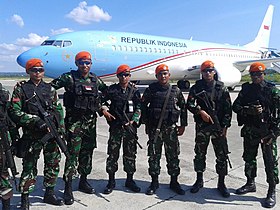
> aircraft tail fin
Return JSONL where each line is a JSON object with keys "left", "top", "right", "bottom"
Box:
{"left": 244, "top": 5, "right": 274, "bottom": 51}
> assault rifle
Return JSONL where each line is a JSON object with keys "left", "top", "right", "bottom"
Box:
{"left": 30, "top": 99, "right": 70, "bottom": 160}
{"left": 195, "top": 90, "right": 232, "bottom": 168}
{"left": 247, "top": 100, "right": 276, "bottom": 185}
{"left": 0, "top": 125, "right": 18, "bottom": 187}
{"left": 113, "top": 109, "right": 143, "bottom": 149}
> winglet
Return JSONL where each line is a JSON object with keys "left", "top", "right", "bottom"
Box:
{"left": 244, "top": 5, "right": 274, "bottom": 51}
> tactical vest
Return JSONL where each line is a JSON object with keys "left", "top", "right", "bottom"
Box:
{"left": 237, "top": 81, "right": 274, "bottom": 126}
{"left": 193, "top": 79, "right": 225, "bottom": 123}
{"left": 0, "top": 84, "right": 9, "bottom": 126}
{"left": 63, "top": 70, "right": 99, "bottom": 112}
{"left": 21, "top": 81, "right": 59, "bottom": 126}
{"left": 148, "top": 83, "right": 180, "bottom": 126}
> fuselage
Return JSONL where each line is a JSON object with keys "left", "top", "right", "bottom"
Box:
{"left": 17, "top": 30, "right": 262, "bottom": 87}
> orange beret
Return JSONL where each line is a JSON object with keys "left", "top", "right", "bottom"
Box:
{"left": 155, "top": 64, "right": 169, "bottom": 75}
{"left": 116, "top": 64, "right": 130, "bottom": 75}
{"left": 249, "top": 62, "right": 266, "bottom": 72}
{"left": 25, "top": 58, "right": 43, "bottom": 73}
{"left": 201, "top": 60, "right": 215, "bottom": 72}
{"left": 75, "top": 51, "right": 91, "bottom": 61}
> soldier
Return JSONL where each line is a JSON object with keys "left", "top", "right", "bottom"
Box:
{"left": 141, "top": 64, "right": 186, "bottom": 195}
{"left": 102, "top": 64, "right": 141, "bottom": 194}
{"left": 9, "top": 58, "right": 65, "bottom": 209}
{"left": 186, "top": 60, "right": 232, "bottom": 198}
{"left": 50, "top": 51, "right": 107, "bottom": 205}
{"left": 233, "top": 62, "right": 280, "bottom": 208}
{"left": 0, "top": 83, "right": 14, "bottom": 210}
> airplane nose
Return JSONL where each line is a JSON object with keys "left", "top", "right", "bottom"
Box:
{"left": 17, "top": 51, "right": 31, "bottom": 68}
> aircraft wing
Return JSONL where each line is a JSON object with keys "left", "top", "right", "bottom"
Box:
{"left": 233, "top": 57, "right": 280, "bottom": 72}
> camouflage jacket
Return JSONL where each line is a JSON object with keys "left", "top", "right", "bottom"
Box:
{"left": 186, "top": 79, "right": 232, "bottom": 128}
{"left": 9, "top": 80, "right": 64, "bottom": 138}
{"left": 233, "top": 81, "right": 280, "bottom": 135}
{"left": 141, "top": 82, "right": 187, "bottom": 127}
{"left": 50, "top": 70, "right": 107, "bottom": 116}
{"left": 103, "top": 82, "right": 141, "bottom": 127}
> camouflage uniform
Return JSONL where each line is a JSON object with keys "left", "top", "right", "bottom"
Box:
{"left": 51, "top": 70, "right": 107, "bottom": 179}
{"left": 9, "top": 80, "right": 64, "bottom": 194}
{"left": 186, "top": 79, "right": 232, "bottom": 176}
{"left": 104, "top": 82, "right": 141, "bottom": 175}
{"left": 0, "top": 84, "right": 13, "bottom": 205}
{"left": 141, "top": 82, "right": 187, "bottom": 177}
{"left": 233, "top": 81, "right": 280, "bottom": 186}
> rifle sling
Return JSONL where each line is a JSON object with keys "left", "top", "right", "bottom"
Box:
{"left": 156, "top": 85, "right": 172, "bottom": 130}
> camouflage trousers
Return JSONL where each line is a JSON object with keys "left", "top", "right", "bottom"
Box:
{"left": 147, "top": 125, "right": 180, "bottom": 177}
{"left": 106, "top": 127, "right": 138, "bottom": 174}
{"left": 241, "top": 125, "right": 279, "bottom": 184}
{"left": 19, "top": 139, "right": 61, "bottom": 194}
{"left": 194, "top": 127, "right": 228, "bottom": 175}
{"left": 63, "top": 115, "right": 97, "bottom": 180}
{"left": 0, "top": 172, "right": 13, "bottom": 199}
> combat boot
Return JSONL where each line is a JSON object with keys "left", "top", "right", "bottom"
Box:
{"left": 190, "top": 172, "right": 203, "bottom": 193}
{"left": 146, "top": 175, "right": 159, "bottom": 195}
{"left": 64, "top": 176, "right": 74, "bottom": 205}
{"left": 236, "top": 178, "right": 256, "bottom": 195}
{"left": 104, "top": 173, "right": 116, "bottom": 194}
{"left": 43, "top": 187, "right": 64, "bottom": 206}
{"left": 21, "top": 193, "right": 29, "bottom": 210}
{"left": 79, "top": 175, "right": 95, "bottom": 194}
{"left": 263, "top": 184, "right": 276, "bottom": 208}
{"left": 217, "top": 175, "right": 230, "bottom": 198}
{"left": 2, "top": 198, "right": 10, "bottom": 210}
{"left": 125, "top": 173, "right": 141, "bottom": 193}
{"left": 170, "top": 176, "right": 185, "bottom": 195}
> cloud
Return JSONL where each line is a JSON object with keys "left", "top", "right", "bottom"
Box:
{"left": 51, "top": 28, "right": 74, "bottom": 35}
{"left": 66, "top": 1, "right": 112, "bottom": 24}
{"left": 11, "top": 14, "right": 24, "bottom": 27}
{"left": 16, "top": 33, "right": 48, "bottom": 47}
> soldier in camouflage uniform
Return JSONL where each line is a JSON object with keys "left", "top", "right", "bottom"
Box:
{"left": 9, "top": 58, "right": 65, "bottom": 209}
{"left": 186, "top": 60, "right": 232, "bottom": 198}
{"left": 233, "top": 62, "right": 280, "bottom": 208}
{"left": 51, "top": 51, "right": 107, "bottom": 205}
{"left": 102, "top": 64, "right": 141, "bottom": 194}
{"left": 0, "top": 83, "right": 14, "bottom": 210}
{"left": 141, "top": 64, "right": 186, "bottom": 196}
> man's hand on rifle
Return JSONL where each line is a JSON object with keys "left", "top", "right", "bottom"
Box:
{"left": 102, "top": 110, "right": 116, "bottom": 122}
{"left": 199, "top": 110, "right": 214, "bottom": 124}
{"left": 35, "top": 119, "right": 50, "bottom": 133}
{"left": 244, "top": 105, "right": 263, "bottom": 115}
{"left": 177, "top": 126, "right": 185, "bottom": 136}
{"left": 261, "top": 131, "right": 276, "bottom": 145}
{"left": 125, "top": 120, "right": 134, "bottom": 127}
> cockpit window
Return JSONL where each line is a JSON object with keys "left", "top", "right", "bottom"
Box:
{"left": 63, "top": 41, "right": 72, "bottom": 47}
{"left": 41, "top": 40, "right": 72, "bottom": 47}
{"left": 53, "top": 40, "right": 62, "bottom": 47}
{"left": 41, "top": 40, "right": 55, "bottom": 46}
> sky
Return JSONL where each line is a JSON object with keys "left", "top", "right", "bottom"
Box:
{"left": 1, "top": 0, "right": 280, "bottom": 72}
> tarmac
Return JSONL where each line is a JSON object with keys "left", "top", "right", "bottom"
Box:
{"left": 0, "top": 79, "right": 279, "bottom": 210}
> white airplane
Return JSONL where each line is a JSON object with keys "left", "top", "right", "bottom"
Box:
{"left": 17, "top": 5, "right": 280, "bottom": 90}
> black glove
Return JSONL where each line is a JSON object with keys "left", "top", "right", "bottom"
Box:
{"left": 35, "top": 119, "right": 48, "bottom": 132}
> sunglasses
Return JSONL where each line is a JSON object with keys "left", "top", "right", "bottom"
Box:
{"left": 29, "top": 67, "right": 44, "bottom": 73}
{"left": 117, "top": 73, "right": 130, "bottom": 77}
{"left": 250, "top": 72, "right": 264, "bottom": 77}
{"left": 157, "top": 72, "right": 169, "bottom": 76}
{"left": 78, "top": 60, "right": 91, "bottom": 66}
{"left": 202, "top": 68, "right": 215, "bottom": 73}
